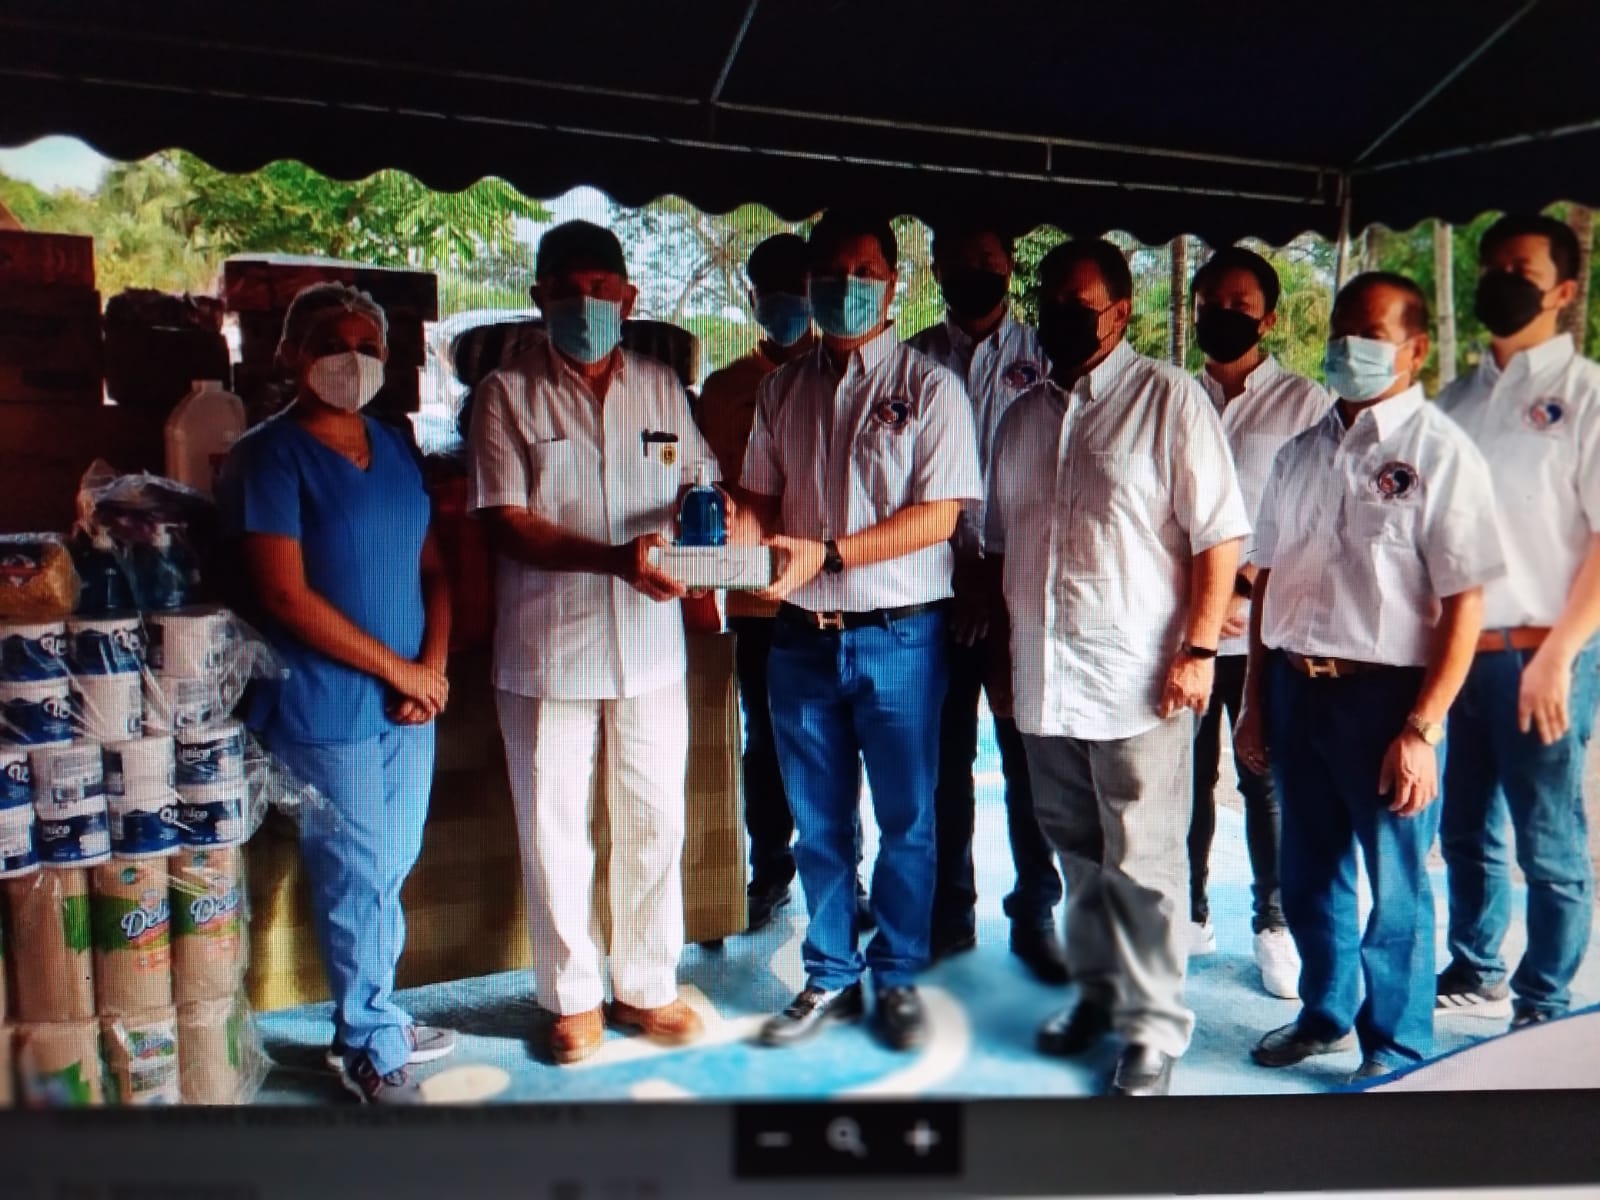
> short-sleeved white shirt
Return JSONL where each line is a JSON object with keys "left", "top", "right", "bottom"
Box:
{"left": 986, "top": 340, "right": 1251, "bottom": 741}
{"left": 1195, "top": 354, "right": 1332, "bottom": 655}
{"left": 741, "top": 325, "right": 982, "bottom": 613}
{"left": 906, "top": 310, "right": 1048, "bottom": 556}
{"left": 1254, "top": 385, "right": 1506, "bottom": 667}
{"left": 467, "top": 339, "right": 715, "bottom": 700}
{"left": 1436, "top": 334, "right": 1600, "bottom": 629}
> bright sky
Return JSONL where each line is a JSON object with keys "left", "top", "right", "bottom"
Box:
{"left": 0, "top": 135, "right": 110, "bottom": 193}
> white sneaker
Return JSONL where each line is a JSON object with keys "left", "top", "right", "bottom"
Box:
{"left": 1188, "top": 920, "right": 1217, "bottom": 957}
{"left": 1254, "top": 927, "right": 1300, "bottom": 999}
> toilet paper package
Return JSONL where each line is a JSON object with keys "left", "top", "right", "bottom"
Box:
{"left": 4, "top": 868, "right": 95, "bottom": 1022}
{"left": 90, "top": 859, "right": 174, "bottom": 1016}
{"left": 102, "top": 1008, "right": 182, "bottom": 1106}
{"left": 0, "top": 620, "right": 68, "bottom": 682}
{"left": 15, "top": 1019, "right": 105, "bottom": 1108}
{"left": 178, "top": 995, "right": 266, "bottom": 1105}
{"left": 0, "top": 677, "right": 73, "bottom": 746}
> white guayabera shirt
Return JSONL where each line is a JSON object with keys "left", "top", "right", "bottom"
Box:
{"left": 1254, "top": 385, "right": 1507, "bottom": 668}
{"left": 1436, "top": 333, "right": 1600, "bottom": 630}
{"left": 987, "top": 339, "right": 1250, "bottom": 742}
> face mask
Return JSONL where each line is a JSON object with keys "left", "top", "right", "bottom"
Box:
{"left": 1474, "top": 271, "right": 1550, "bottom": 339}
{"left": 1323, "top": 335, "right": 1405, "bottom": 401}
{"left": 754, "top": 292, "right": 813, "bottom": 347}
{"left": 1195, "top": 307, "right": 1265, "bottom": 364}
{"left": 1037, "top": 300, "right": 1107, "bottom": 370}
{"left": 545, "top": 295, "right": 623, "bottom": 364}
{"left": 939, "top": 266, "right": 1009, "bottom": 321}
{"left": 811, "top": 276, "right": 887, "bottom": 339}
{"left": 306, "top": 351, "right": 385, "bottom": 413}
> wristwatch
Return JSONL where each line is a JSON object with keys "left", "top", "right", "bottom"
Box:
{"left": 1184, "top": 644, "right": 1218, "bottom": 660}
{"left": 1406, "top": 713, "right": 1445, "bottom": 747}
{"left": 822, "top": 539, "right": 845, "bottom": 576}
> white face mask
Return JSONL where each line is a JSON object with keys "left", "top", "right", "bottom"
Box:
{"left": 306, "top": 351, "right": 385, "bottom": 413}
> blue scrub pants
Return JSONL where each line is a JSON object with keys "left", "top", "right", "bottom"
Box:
{"left": 767, "top": 609, "right": 948, "bottom": 991}
{"left": 1267, "top": 654, "right": 1442, "bottom": 1069}
{"left": 268, "top": 723, "right": 435, "bottom": 1075}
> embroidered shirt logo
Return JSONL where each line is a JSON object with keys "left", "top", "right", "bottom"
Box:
{"left": 1370, "top": 460, "right": 1422, "bottom": 501}
{"left": 1002, "top": 360, "right": 1041, "bottom": 389}
{"left": 871, "top": 399, "right": 912, "bottom": 430}
{"left": 1524, "top": 398, "right": 1565, "bottom": 431}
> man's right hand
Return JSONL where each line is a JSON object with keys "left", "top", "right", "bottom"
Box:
{"left": 616, "top": 533, "right": 688, "bottom": 602}
{"left": 1233, "top": 696, "right": 1269, "bottom": 775}
{"left": 385, "top": 658, "right": 450, "bottom": 716}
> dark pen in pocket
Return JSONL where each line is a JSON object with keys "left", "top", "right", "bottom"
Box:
{"left": 641, "top": 430, "right": 679, "bottom": 458}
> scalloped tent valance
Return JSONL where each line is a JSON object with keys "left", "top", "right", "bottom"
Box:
{"left": 3, "top": 0, "right": 1598, "bottom": 246}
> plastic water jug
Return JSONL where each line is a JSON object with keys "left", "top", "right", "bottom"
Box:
{"left": 165, "top": 379, "right": 245, "bottom": 499}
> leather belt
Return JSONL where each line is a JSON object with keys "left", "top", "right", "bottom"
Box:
{"left": 1284, "top": 652, "right": 1390, "bottom": 680}
{"left": 778, "top": 601, "right": 943, "bottom": 632}
{"left": 1476, "top": 626, "right": 1550, "bottom": 654}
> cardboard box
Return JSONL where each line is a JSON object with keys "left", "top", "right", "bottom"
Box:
{"left": 652, "top": 545, "right": 774, "bottom": 591}
{"left": 0, "top": 404, "right": 165, "bottom": 534}
{"left": 0, "top": 290, "right": 103, "bottom": 374}
{"left": 0, "top": 232, "right": 95, "bottom": 289}
{"left": 222, "top": 257, "right": 438, "bottom": 321}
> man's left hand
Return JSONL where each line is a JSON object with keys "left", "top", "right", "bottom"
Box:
{"left": 755, "top": 536, "right": 826, "bottom": 603}
{"left": 1160, "top": 651, "right": 1215, "bottom": 718}
{"left": 950, "top": 563, "right": 989, "bottom": 647}
{"left": 1519, "top": 644, "right": 1574, "bottom": 745}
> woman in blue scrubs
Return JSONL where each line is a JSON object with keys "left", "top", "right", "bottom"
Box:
{"left": 219, "top": 283, "right": 455, "bottom": 1104}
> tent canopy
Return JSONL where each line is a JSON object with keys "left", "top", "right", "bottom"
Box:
{"left": 3, "top": 0, "right": 1598, "bottom": 245}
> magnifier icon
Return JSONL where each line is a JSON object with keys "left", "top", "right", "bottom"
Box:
{"left": 827, "top": 1117, "right": 868, "bottom": 1159}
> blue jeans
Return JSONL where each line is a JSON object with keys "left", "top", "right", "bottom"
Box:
{"left": 1267, "top": 654, "right": 1441, "bottom": 1069}
{"left": 1441, "top": 640, "right": 1599, "bottom": 1016}
{"left": 767, "top": 609, "right": 948, "bottom": 991}
{"left": 268, "top": 722, "right": 436, "bottom": 1075}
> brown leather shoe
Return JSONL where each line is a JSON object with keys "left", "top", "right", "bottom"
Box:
{"left": 607, "top": 998, "right": 705, "bottom": 1045}
{"left": 548, "top": 1008, "right": 605, "bottom": 1065}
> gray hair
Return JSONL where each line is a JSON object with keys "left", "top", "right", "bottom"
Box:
{"left": 276, "top": 282, "right": 389, "bottom": 361}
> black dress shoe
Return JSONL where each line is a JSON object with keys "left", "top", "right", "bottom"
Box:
{"left": 1009, "top": 922, "right": 1069, "bottom": 984}
{"left": 930, "top": 930, "right": 978, "bottom": 963}
{"left": 875, "top": 986, "right": 927, "bottom": 1051}
{"left": 746, "top": 880, "right": 792, "bottom": 933}
{"left": 1037, "top": 1002, "right": 1112, "bottom": 1057}
{"left": 758, "top": 984, "right": 865, "bottom": 1047}
{"left": 855, "top": 878, "right": 876, "bottom": 932}
{"left": 1110, "top": 1044, "right": 1174, "bottom": 1096}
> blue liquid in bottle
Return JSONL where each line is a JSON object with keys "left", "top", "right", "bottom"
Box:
{"left": 678, "top": 462, "right": 727, "bottom": 547}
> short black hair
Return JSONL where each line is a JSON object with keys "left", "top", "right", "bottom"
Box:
{"left": 930, "top": 218, "right": 1015, "bottom": 265}
{"left": 746, "top": 233, "right": 809, "bottom": 293}
{"left": 1038, "top": 238, "right": 1133, "bottom": 303}
{"left": 1478, "top": 214, "right": 1582, "bottom": 283}
{"left": 808, "top": 208, "right": 898, "bottom": 272}
{"left": 1191, "top": 245, "right": 1281, "bottom": 313}
{"left": 535, "top": 219, "right": 628, "bottom": 281}
{"left": 1333, "top": 271, "right": 1430, "bottom": 336}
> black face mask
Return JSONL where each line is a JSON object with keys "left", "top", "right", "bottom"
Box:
{"left": 940, "top": 266, "right": 1009, "bottom": 320}
{"left": 1474, "top": 271, "right": 1550, "bottom": 338}
{"left": 1038, "top": 300, "right": 1107, "bottom": 370}
{"left": 1194, "top": 307, "right": 1264, "bottom": 364}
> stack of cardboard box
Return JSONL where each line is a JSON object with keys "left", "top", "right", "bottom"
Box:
{"left": 221, "top": 257, "right": 435, "bottom": 424}
{"left": 0, "top": 232, "right": 104, "bottom": 410}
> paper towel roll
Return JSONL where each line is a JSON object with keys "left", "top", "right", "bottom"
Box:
{"left": 0, "top": 678, "right": 73, "bottom": 746}
{"left": 174, "top": 721, "right": 245, "bottom": 787}
{"left": 31, "top": 742, "right": 110, "bottom": 868}
{"left": 4, "top": 868, "right": 94, "bottom": 1022}
{"left": 101, "top": 1008, "right": 181, "bottom": 1106}
{"left": 175, "top": 780, "right": 248, "bottom": 848}
{"left": 103, "top": 735, "right": 175, "bottom": 793}
{"left": 0, "top": 793, "right": 38, "bottom": 879}
{"left": 0, "top": 620, "right": 68, "bottom": 682}
{"left": 70, "top": 671, "right": 144, "bottom": 742}
{"left": 144, "top": 675, "right": 239, "bottom": 735}
{"left": 146, "top": 607, "right": 237, "bottom": 677}
{"left": 90, "top": 859, "right": 174, "bottom": 1016}
{"left": 171, "top": 846, "right": 246, "bottom": 1004}
{"left": 178, "top": 997, "right": 249, "bottom": 1104}
{"left": 107, "top": 781, "right": 180, "bottom": 860}
{"left": 15, "top": 1020, "right": 105, "bottom": 1107}
{"left": 67, "top": 614, "right": 145, "bottom": 676}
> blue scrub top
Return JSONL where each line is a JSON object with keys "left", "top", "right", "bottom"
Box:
{"left": 219, "top": 413, "right": 429, "bottom": 745}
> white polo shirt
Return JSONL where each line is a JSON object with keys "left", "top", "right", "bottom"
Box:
{"left": 986, "top": 340, "right": 1251, "bottom": 741}
{"left": 906, "top": 310, "right": 1048, "bottom": 557}
{"left": 741, "top": 325, "right": 982, "bottom": 613}
{"left": 1436, "top": 334, "right": 1600, "bottom": 629}
{"left": 1254, "top": 385, "right": 1506, "bottom": 668}
{"left": 467, "top": 339, "right": 714, "bottom": 700}
{"left": 1196, "top": 354, "right": 1332, "bottom": 655}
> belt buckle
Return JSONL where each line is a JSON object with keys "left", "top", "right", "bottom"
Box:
{"left": 1304, "top": 657, "right": 1339, "bottom": 679}
{"left": 817, "top": 611, "right": 846, "bottom": 632}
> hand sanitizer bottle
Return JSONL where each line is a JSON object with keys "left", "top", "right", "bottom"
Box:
{"left": 678, "top": 462, "right": 727, "bottom": 547}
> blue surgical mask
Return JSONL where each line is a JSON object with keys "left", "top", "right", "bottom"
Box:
{"left": 544, "top": 295, "right": 622, "bottom": 364}
{"left": 811, "top": 276, "right": 887, "bottom": 339}
{"left": 1323, "top": 335, "right": 1402, "bottom": 401}
{"left": 754, "top": 292, "right": 813, "bottom": 347}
